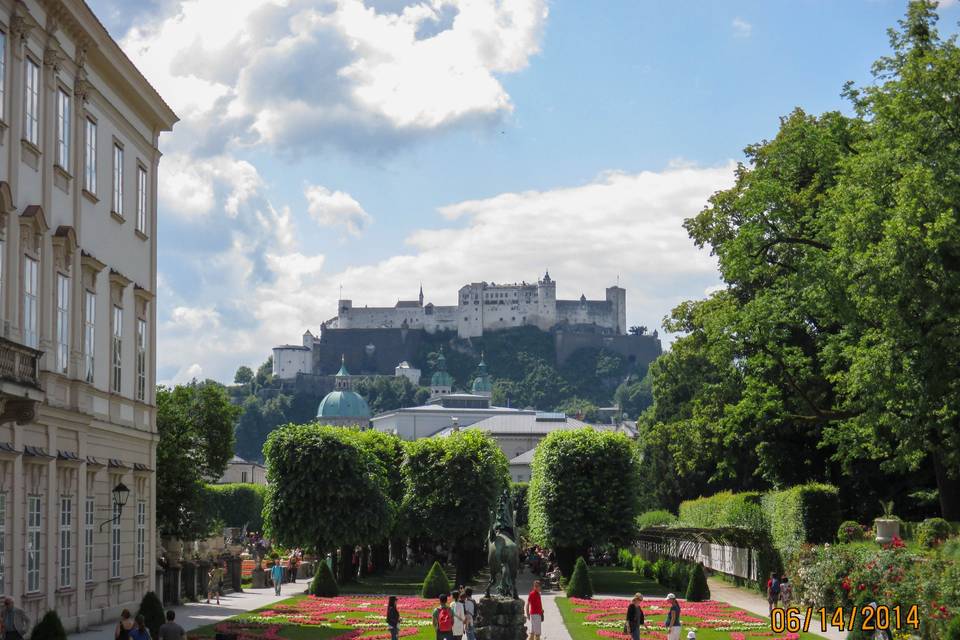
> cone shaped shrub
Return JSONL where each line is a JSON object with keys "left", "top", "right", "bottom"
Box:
{"left": 31, "top": 610, "right": 67, "bottom": 640}
{"left": 136, "top": 591, "right": 166, "bottom": 640}
{"left": 421, "top": 561, "right": 451, "bottom": 598}
{"left": 310, "top": 560, "right": 340, "bottom": 596}
{"left": 565, "top": 556, "right": 594, "bottom": 598}
{"left": 684, "top": 563, "right": 710, "bottom": 602}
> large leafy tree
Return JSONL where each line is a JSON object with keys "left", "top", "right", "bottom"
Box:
{"left": 402, "top": 430, "right": 509, "bottom": 586}
{"left": 528, "top": 429, "right": 641, "bottom": 576}
{"left": 156, "top": 382, "right": 240, "bottom": 538}
{"left": 263, "top": 424, "right": 393, "bottom": 576}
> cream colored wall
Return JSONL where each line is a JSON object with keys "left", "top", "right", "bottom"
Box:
{"left": 0, "top": 0, "right": 173, "bottom": 632}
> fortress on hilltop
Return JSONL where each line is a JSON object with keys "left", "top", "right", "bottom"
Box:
{"left": 272, "top": 272, "right": 661, "bottom": 380}
{"left": 326, "top": 271, "right": 626, "bottom": 338}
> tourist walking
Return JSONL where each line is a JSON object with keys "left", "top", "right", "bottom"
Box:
{"left": 387, "top": 596, "right": 401, "bottom": 640}
{"left": 1, "top": 598, "right": 30, "bottom": 640}
{"left": 625, "top": 593, "right": 646, "bottom": 640}
{"left": 664, "top": 593, "right": 681, "bottom": 640}
{"left": 450, "top": 590, "right": 466, "bottom": 640}
{"left": 115, "top": 609, "right": 135, "bottom": 640}
{"left": 271, "top": 560, "right": 285, "bottom": 596}
{"left": 463, "top": 588, "right": 478, "bottom": 640}
{"left": 207, "top": 563, "right": 224, "bottom": 605}
{"left": 158, "top": 611, "right": 186, "bottom": 640}
{"left": 129, "top": 614, "right": 152, "bottom": 640}
{"left": 525, "top": 580, "right": 544, "bottom": 640}
{"left": 766, "top": 573, "right": 780, "bottom": 612}
{"left": 779, "top": 576, "right": 792, "bottom": 607}
{"left": 433, "top": 594, "right": 455, "bottom": 640}
{"left": 289, "top": 551, "right": 300, "bottom": 583}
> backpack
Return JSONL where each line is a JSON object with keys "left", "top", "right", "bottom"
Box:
{"left": 770, "top": 579, "right": 781, "bottom": 596}
{"left": 438, "top": 607, "right": 453, "bottom": 632}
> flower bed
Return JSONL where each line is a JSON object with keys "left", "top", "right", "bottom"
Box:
{"left": 188, "top": 595, "right": 437, "bottom": 640}
{"left": 560, "top": 597, "right": 821, "bottom": 640}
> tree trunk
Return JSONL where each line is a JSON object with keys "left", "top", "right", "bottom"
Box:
{"left": 359, "top": 546, "right": 370, "bottom": 578}
{"left": 454, "top": 543, "right": 473, "bottom": 588}
{"left": 932, "top": 449, "right": 960, "bottom": 519}
{"left": 373, "top": 542, "right": 390, "bottom": 575}
{"left": 338, "top": 544, "right": 355, "bottom": 583}
{"left": 555, "top": 545, "right": 588, "bottom": 579}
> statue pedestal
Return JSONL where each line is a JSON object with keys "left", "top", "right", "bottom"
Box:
{"left": 251, "top": 567, "right": 266, "bottom": 589}
{"left": 476, "top": 597, "right": 526, "bottom": 640}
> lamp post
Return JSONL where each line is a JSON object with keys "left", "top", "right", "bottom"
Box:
{"left": 99, "top": 482, "right": 131, "bottom": 531}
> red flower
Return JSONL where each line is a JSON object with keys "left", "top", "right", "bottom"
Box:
{"left": 858, "top": 584, "right": 865, "bottom": 591}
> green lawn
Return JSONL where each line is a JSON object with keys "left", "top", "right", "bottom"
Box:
{"left": 339, "top": 565, "right": 488, "bottom": 595}
{"left": 187, "top": 596, "right": 344, "bottom": 639}
{"left": 587, "top": 567, "right": 665, "bottom": 597}
{"left": 556, "top": 596, "right": 827, "bottom": 640}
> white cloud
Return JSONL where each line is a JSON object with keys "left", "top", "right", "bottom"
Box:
{"left": 936, "top": 0, "right": 958, "bottom": 7}
{"left": 122, "top": 0, "right": 548, "bottom": 156}
{"left": 158, "top": 161, "right": 734, "bottom": 382}
{"left": 304, "top": 185, "right": 373, "bottom": 235}
{"left": 159, "top": 154, "right": 264, "bottom": 219}
{"left": 732, "top": 17, "right": 752, "bottom": 38}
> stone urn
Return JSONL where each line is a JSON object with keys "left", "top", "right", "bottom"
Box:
{"left": 875, "top": 518, "right": 900, "bottom": 543}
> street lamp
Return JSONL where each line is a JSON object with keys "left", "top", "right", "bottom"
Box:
{"left": 99, "top": 482, "right": 131, "bottom": 531}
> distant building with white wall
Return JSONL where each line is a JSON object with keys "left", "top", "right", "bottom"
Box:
{"left": 395, "top": 361, "right": 420, "bottom": 385}
{"left": 371, "top": 393, "right": 533, "bottom": 440}
{"left": 272, "top": 330, "right": 315, "bottom": 379}
{"left": 217, "top": 455, "right": 267, "bottom": 485}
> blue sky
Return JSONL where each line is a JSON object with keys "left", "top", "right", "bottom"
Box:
{"left": 87, "top": 0, "right": 960, "bottom": 384}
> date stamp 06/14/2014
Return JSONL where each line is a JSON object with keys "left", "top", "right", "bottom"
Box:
{"left": 770, "top": 605, "right": 921, "bottom": 633}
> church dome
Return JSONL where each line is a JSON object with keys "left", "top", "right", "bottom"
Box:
{"left": 317, "top": 390, "right": 370, "bottom": 420}
{"left": 317, "top": 357, "right": 370, "bottom": 421}
{"left": 430, "top": 351, "right": 454, "bottom": 388}
{"left": 471, "top": 356, "right": 492, "bottom": 394}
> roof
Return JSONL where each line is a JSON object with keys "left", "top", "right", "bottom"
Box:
{"left": 431, "top": 370, "right": 454, "bottom": 387}
{"left": 318, "top": 390, "right": 371, "bottom": 419}
{"left": 437, "top": 413, "right": 592, "bottom": 436}
{"left": 396, "top": 300, "right": 420, "bottom": 308}
{"left": 509, "top": 448, "right": 536, "bottom": 465}
{"left": 371, "top": 405, "right": 532, "bottom": 421}
{"left": 229, "top": 454, "right": 265, "bottom": 468}
{"left": 275, "top": 344, "right": 310, "bottom": 351}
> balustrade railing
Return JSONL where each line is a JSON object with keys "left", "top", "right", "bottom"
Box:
{"left": 0, "top": 336, "right": 41, "bottom": 387}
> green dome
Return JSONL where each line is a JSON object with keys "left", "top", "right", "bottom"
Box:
{"left": 472, "top": 376, "right": 492, "bottom": 394}
{"left": 431, "top": 370, "right": 454, "bottom": 387}
{"left": 317, "top": 390, "right": 370, "bottom": 419}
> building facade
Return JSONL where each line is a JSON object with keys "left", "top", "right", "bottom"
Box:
{"left": 326, "top": 272, "right": 627, "bottom": 338}
{"left": 0, "top": 0, "right": 176, "bottom": 631}
{"left": 217, "top": 456, "right": 267, "bottom": 486}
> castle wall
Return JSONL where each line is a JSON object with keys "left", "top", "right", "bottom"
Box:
{"left": 555, "top": 299, "right": 618, "bottom": 330}
{"left": 315, "top": 327, "right": 425, "bottom": 375}
{"left": 554, "top": 331, "right": 662, "bottom": 368}
{"left": 273, "top": 347, "right": 312, "bottom": 379}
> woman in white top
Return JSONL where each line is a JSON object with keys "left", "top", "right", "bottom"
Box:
{"left": 450, "top": 589, "right": 466, "bottom": 640}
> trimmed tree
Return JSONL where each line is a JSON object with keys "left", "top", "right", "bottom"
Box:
{"left": 352, "top": 430, "right": 406, "bottom": 574}
{"left": 263, "top": 424, "right": 393, "bottom": 583}
{"left": 565, "top": 557, "right": 594, "bottom": 598}
{"left": 528, "top": 429, "right": 642, "bottom": 576}
{"left": 685, "top": 563, "right": 710, "bottom": 602}
{"left": 421, "top": 560, "right": 452, "bottom": 598}
{"left": 310, "top": 560, "right": 340, "bottom": 596}
{"left": 403, "top": 430, "right": 509, "bottom": 587}
{"left": 136, "top": 592, "right": 166, "bottom": 640}
{"left": 31, "top": 611, "right": 67, "bottom": 640}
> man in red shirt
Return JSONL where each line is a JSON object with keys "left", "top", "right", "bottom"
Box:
{"left": 525, "top": 580, "right": 544, "bottom": 640}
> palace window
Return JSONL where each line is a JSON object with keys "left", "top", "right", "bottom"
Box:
{"left": 136, "top": 165, "right": 147, "bottom": 234}
{"left": 112, "top": 305, "right": 122, "bottom": 393}
{"left": 27, "top": 495, "right": 41, "bottom": 592}
{"left": 136, "top": 318, "right": 146, "bottom": 401}
{"left": 56, "top": 89, "right": 70, "bottom": 170}
{"left": 84, "top": 118, "right": 97, "bottom": 193}
{"left": 112, "top": 143, "right": 124, "bottom": 216}
{"left": 60, "top": 497, "right": 73, "bottom": 588}
{"left": 0, "top": 239, "right": 5, "bottom": 320}
{"left": 23, "top": 256, "right": 38, "bottom": 348}
{"left": 110, "top": 501, "right": 121, "bottom": 578}
{"left": 136, "top": 500, "right": 146, "bottom": 575}
{"left": 57, "top": 273, "right": 70, "bottom": 374}
{"left": 24, "top": 58, "right": 39, "bottom": 144}
{"left": 84, "top": 497, "right": 94, "bottom": 582}
{"left": 84, "top": 291, "right": 96, "bottom": 382}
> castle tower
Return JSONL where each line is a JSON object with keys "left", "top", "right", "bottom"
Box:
{"left": 419, "top": 284, "right": 424, "bottom": 307}
{"left": 606, "top": 285, "right": 627, "bottom": 335}
{"left": 537, "top": 270, "right": 557, "bottom": 329}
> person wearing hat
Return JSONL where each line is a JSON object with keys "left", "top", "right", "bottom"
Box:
{"left": 686, "top": 632, "right": 696, "bottom": 640}
{"left": 663, "top": 593, "right": 682, "bottom": 640}
{"left": 625, "top": 593, "right": 647, "bottom": 640}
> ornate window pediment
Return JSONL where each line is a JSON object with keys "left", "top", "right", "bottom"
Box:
{"left": 19, "top": 204, "right": 48, "bottom": 256}
{"left": 52, "top": 225, "right": 77, "bottom": 274}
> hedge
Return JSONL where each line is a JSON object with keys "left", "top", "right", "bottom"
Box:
{"left": 637, "top": 509, "right": 678, "bottom": 529}
{"left": 679, "top": 491, "right": 766, "bottom": 531}
{"left": 421, "top": 561, "right": 450, "bottom": 598}
{"left": 31, "top": 611, "right": 67, "bottom": 640}
{"left": 566, "top": 557, "right": 594, "bottom": 598}
{"left": 206, "top": 483, "right": 267, "bottom": 531}
{"left": 762, "top": 483, "right": 840, "bottom": 554}
{"left": 310, "top": 560, "right": 339, "bottom": 596}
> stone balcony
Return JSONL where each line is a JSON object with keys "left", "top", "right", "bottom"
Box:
{"left": 0, "top": 336, "right": 44, "bottom": 424}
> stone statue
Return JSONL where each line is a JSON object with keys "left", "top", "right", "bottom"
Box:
{"left": 486, "top": 489, "right": 520, "bottom": 599}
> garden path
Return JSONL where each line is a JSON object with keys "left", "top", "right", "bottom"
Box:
{"left": 705, "top": 578, "right": 847, "bottom": 640}
{"left": 517, "top": 570, "right": 574, "bottom": 640}
{"left": 67, "top": 580, "right": 307, "bottom": 640}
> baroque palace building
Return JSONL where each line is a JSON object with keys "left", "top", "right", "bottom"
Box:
{"left": 0, "top": 0, "right": 176, "bottom": 631}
